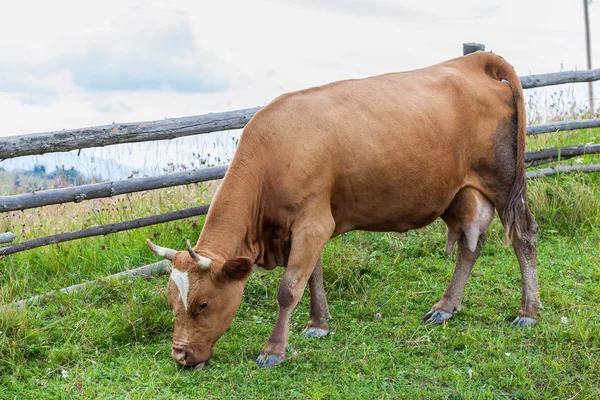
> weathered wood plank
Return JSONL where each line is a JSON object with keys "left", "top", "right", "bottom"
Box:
{"left": 0, "top": 107, "right": 262, "bottom": 160}
{"left": 526, "top": 164, "right": 600, "bottom": 179}
{"left": 7, "top": 261, "right": 170, "bottom": 308}
{"left": 527, "top": 119, "right": 600, "bottom": 135}
{"left": 525, "top": 143, "right": 600, "bottom": 166}
{"left": 0, "top": 205, "right": 209, "bottom": 256}
{"left": 0, "top": 232, "right": 16, "bottom": 244}
{"left": 0, "top": 166, "right": 227, "bottom": 212}
{"left": 520, "top": 68, "right": 600, "bottom": 89}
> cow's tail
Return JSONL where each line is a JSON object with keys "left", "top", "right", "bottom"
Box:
{"left": 478, "top": 52, "right": 528, "bottom": 245}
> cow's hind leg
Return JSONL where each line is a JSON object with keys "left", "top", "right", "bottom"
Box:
{"left": 256, "top": 214, "right": 335, "bottom": 368}
{"left": 509, "top": 206, "right": 541, "bottom": 327}
{"left": 424, "top": 188, "right": 494, "bottom": 324}
{"left": 301, "top": 256, "right": 331, "bottom": 338}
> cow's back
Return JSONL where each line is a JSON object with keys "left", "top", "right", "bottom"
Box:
{"left": 238, "top": 52, "right": 519, "bottom": 235}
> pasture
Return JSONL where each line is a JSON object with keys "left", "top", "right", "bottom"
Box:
{"left": 1, "top": 123, "right": 599, "bottom": 399}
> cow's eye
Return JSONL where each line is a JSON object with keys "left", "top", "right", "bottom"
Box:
{"left": 196, "top": 302, "right": 208, "bottom": 314}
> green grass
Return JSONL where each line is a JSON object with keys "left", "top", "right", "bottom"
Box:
{"left": 1, "top": 216, "right": 599, "bottom": 399}
{"left": 1, "top": 127, "right": 599, "bottom": 399}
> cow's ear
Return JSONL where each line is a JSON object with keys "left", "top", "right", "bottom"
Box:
{"left": 219, "top": 256, "right": 253, "bottom": 281}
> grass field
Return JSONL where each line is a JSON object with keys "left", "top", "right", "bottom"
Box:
{"left": 1, "top": 124, "right": 599, "bottom": 398}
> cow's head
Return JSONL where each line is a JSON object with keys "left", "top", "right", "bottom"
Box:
{"left": 146, "top": 239, "right": 253, "bottom": 370}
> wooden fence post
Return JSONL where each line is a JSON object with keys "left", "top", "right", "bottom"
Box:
{"left": 463, "top": 42, "right": 485, "bottom": 55}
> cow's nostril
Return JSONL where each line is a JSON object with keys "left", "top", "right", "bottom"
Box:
{"left": 171, "top": 347, "right": 187, "bottom": 364}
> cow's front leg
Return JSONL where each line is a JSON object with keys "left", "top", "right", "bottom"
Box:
{"left": 301, "top": 256, "right": 331, "bottom": 338}
{"left": 257, "top": 219, "right": 333, "bottom": 368}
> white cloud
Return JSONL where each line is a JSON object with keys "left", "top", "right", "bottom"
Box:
{"left": 0, "top": 0, "right": 236, "bottom": 95}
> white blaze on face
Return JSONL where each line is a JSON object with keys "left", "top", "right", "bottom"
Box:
{"left": 170, "top": 268, "right": 190, "bottom": 312}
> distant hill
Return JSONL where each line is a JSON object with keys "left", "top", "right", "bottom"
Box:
{"left": 0, "top": 152, "right": 143, "bottom": 182}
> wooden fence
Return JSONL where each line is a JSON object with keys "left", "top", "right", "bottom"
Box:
{"left": 1, "top": 42, "right": 600, "bottom": 258}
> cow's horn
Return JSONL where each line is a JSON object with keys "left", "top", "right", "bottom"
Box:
{"left": 186, "top": 240, "right": 212, "bottom": 269}
{"left": 146, "top": 239, "right": 176, "bottom": 261}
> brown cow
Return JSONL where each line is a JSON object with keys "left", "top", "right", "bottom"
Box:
{"left": 147, "top": 51, "right": 541, "bottom": 369}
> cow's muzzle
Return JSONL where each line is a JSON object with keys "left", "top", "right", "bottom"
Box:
{"left": 171, "top": 344, "right": 211, "bottom": 370}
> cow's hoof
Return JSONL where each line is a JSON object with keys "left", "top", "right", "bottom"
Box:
{"left": 423, "top": 309, "right": 453, "bottom": 324}
{"left": 511, "top": 316, "right": 537, "bottom": 327}
{"left": 301, "top": 327, "right": 329, "bottom": 338}
{"left": 256, "top": 354, "right": 284, "bottom": 368}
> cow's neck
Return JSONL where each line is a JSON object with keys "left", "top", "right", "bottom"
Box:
{"left": 195, "top": 164, "right": 261, "bottom": 265}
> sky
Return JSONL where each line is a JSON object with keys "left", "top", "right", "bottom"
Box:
{"left": 0, "top": 0, "right": 598, "bottom": 176}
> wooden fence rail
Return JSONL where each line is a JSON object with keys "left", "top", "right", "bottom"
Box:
{"left": 0, "top": 232, "right": 16, "bottom": 244}
{"left": 7, "top": 260, "right": 170, "bottom": 308}
{"left": 0, "top": 107, "right": 261, "bottom": 160}
{"left": 0, "top": 165, "right": 227, "bottom": 212}
{"left": 520, "top": 69, "right": 600, "bottom": 89}
{"left": 526, "top": 164, "right": 600, "bottom": 179}
{"left": 0, "top": 205, "right": 209, "bottom": 256}
{"left": 528, "top": 119, "right": 600, "bottom": 135}
{"left": 525, "top": 143, "right": 600, "bottom": 166}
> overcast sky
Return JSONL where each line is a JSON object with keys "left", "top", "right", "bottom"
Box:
{"left": 0, "top": 0, "right": 598, "bottom": 175}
